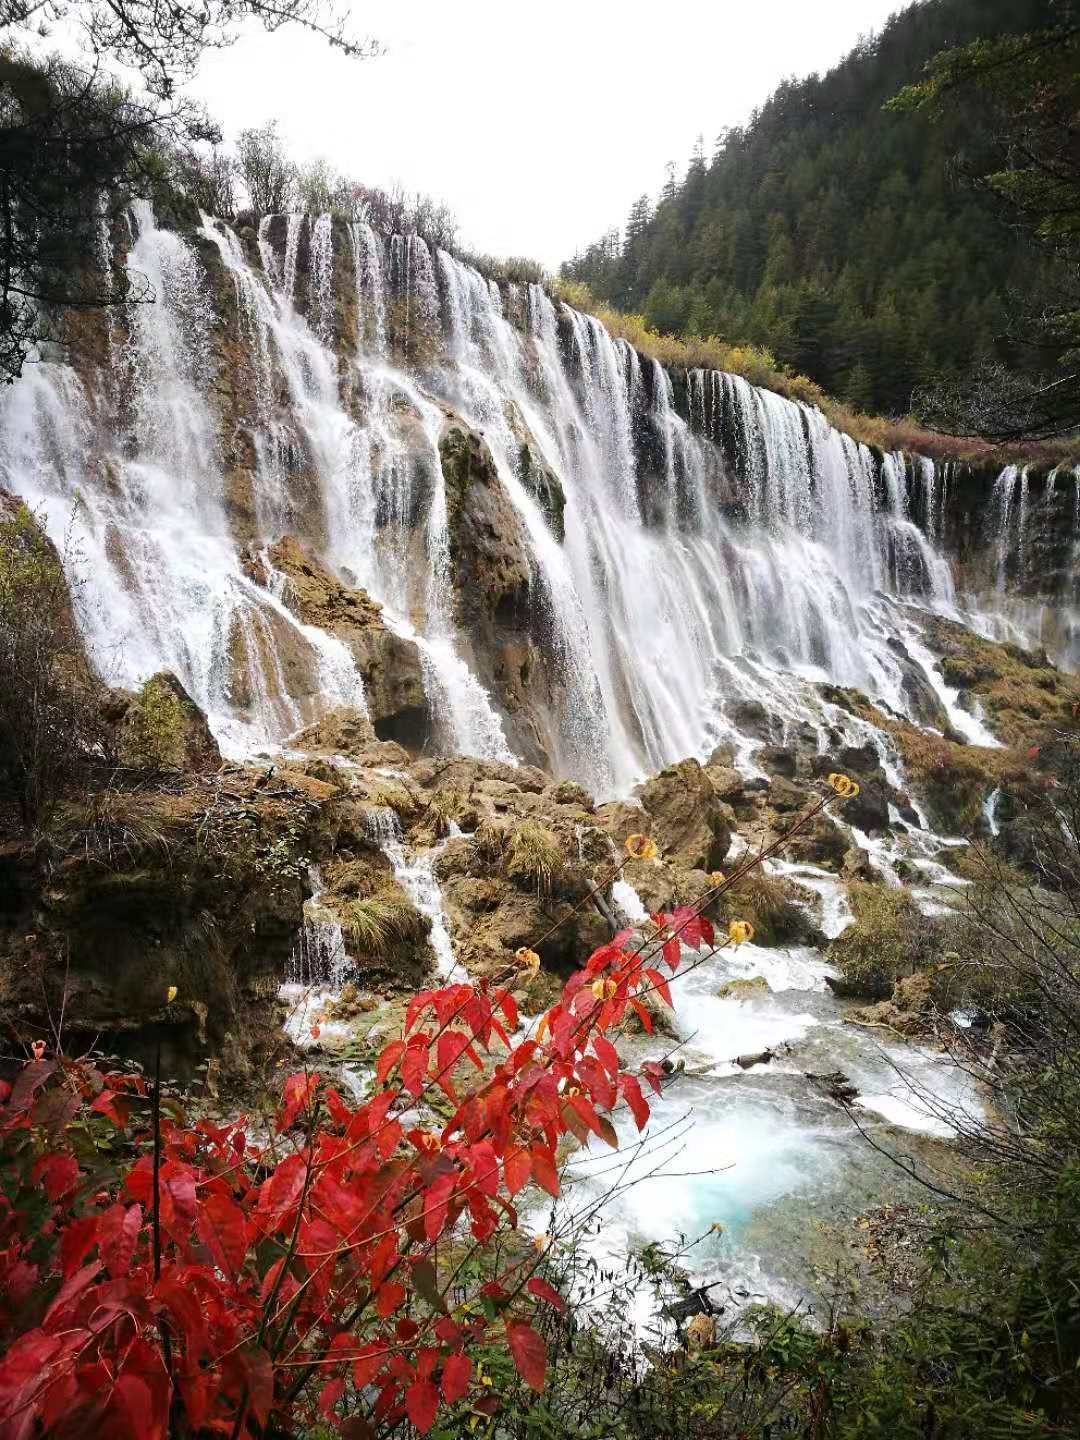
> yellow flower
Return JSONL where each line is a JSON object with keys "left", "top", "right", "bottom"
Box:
{"left": 710, "top": 1221, "right": 725, "bottom": 1234}
{"left": 728, "top": 919, "right": 755, "bottom": 946}
{"left": 532, "top": 1233, "right": 552, "bottom": 1253}
{"left": 625, "top": 833, "right": 659, "bottom": 861}
{"left": 709, "top": 871, "right": 726, "bottom": 887}
{"left": 165, "top": 985, "right": 178, "bottom": 1004}
{"left": 590, "top": 976, "right": 617, "bottom": 1001}
{"left": 827, "top": 773, "right": 860, "bottom": 799}
{"left": 514, "top": 946, "right": 541, "bottom": 973}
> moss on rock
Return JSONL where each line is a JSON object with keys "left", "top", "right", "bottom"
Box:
{"left": 827, "top": 882, "right": 942, "bottom": 999}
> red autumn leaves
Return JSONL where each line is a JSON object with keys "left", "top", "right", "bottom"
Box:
{"left": 0, "top": 902, "right": 703, "bottom": 1437}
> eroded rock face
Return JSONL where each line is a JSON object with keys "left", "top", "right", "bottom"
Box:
{"left": 439, "top": 422, "right": 565, "bottom": 768}
{"left": 0, "top": 766, "right": 342, "bottom": 1090}
{"left": 267, "top": 536, "right": 432, "bottom": 748}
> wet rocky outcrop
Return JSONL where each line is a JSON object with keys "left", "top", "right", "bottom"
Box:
{"left": 0, "top": 763, "right": 343, "bottom": 1089}
{"left": 919, "top": 612, "right": 1080, "bottom": 748}
{"left": 439, "top": 423, "right": 563, "bottom": 768}
{"left": 266, "top": 535, "right": 432, "bottom": 748}
{"left": 848, "top": 970, "right": 938, "bottom": 1037}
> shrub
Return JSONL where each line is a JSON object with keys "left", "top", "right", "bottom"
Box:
{"left": 427, "top": 785, "right": 464, "bottom": 838}
{"left": 122, "top": 675, "right": 187, "bottom": 770}
{"left": 0, "top": 890, "right": 725, "bottom": 1438}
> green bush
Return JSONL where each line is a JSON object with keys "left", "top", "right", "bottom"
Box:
{"left": 122, "top": 676, "right": 187, "bottom": 770}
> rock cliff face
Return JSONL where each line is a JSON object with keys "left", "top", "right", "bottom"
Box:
{"left": 266, "top": 536, "right": 432, "bottom": 746}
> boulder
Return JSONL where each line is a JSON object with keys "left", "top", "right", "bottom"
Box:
{"left": 635, "top": 758, "right": 733, "bottom": 871}
{"left": 684, "top": 1314, "right": 716, "bottom": 1352}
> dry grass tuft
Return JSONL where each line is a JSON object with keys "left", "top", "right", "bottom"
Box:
{"left": 342, "top": 889, "right": 429, "bottom": 957}
{"left": 507, "top": 819, "right": 562, "bottom": 895}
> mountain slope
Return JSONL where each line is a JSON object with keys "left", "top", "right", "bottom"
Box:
{"left": 562, "top": 0, "right": 1056, "bottom": 416}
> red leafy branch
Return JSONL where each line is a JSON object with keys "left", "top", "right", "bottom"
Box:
{"left": 0, "top": 791, "right": 838, "bottom": 1437}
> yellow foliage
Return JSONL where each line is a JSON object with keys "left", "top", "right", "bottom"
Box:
{"left": 551, "top": 280, "right": 1074, "bottom": 467}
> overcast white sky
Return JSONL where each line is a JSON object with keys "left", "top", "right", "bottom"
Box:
{"left": 187, "top": 0, "right": 907, "bottom": 268}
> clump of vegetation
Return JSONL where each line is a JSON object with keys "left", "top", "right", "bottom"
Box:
{"left": 58, "top": 788, "right": 174, "bottom": 868}
{"left": 722, "top": 869, "right": 812, "bottom": 946}
{"left": 341, "top": 887, "right": 428, "bottom": 956}
{"left": 828, "top": 881, "right": 938, "bottom": 998}
{"left": 458, "top": 251, "right": 548, "bottom": 287}
{"left": 507, "top": 818, "right": 562, "bottom": 895}
{"left": 121, "top": 676, "right": 187, "bottom": 770}
{"left": 474, "top": 816, "right": 510, "bottom": 862}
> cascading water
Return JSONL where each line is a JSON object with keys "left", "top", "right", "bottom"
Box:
{"left": 1, "top": 201, "right": 1075, "bottom": 790}
{"left": 362, "top": 806, "right": 468, "bottom": 983}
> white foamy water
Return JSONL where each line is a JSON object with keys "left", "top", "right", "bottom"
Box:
{"left": 3, "top": 202, "right": 1070, "bottom": 792}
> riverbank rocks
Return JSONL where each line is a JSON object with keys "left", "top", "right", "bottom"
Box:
{"left": 267, "top": 536, "right": 432, "bottom": 748}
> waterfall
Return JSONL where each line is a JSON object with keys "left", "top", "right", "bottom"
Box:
{"left": 2, "top": 201, "right": 1075, "bottom": 795}
{"left": 362, "top": 806, "right": 466, "bottom": 982}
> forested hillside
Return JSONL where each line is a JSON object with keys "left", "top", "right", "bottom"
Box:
{"left": 562, "top": 0, "right": 1056, "bottom": 416}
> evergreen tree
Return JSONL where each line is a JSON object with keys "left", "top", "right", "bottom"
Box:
{"left": 560, "top": 0, "right": 1057, "bottom": 419}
